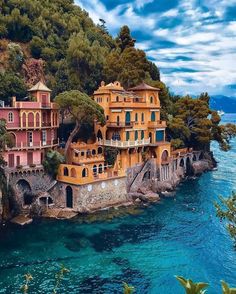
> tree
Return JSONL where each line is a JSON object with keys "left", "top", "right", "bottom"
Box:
{"left": 55, "top": 90, "right": 105, "bottom": 160}
{"left": 116, "top": 25, "right": 136, "bottom": 52}
{"left": 0, "top": 72, "right": 27, "bottom": 104}
{"left": 215, "top": 192, "right": 236, "bottom": 246}
{"left": 43, "top": 150, "right": 65, "bottom": 179}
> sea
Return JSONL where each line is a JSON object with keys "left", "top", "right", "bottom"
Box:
{"left": 0, "top": 113, "right": 236, "bottom": 294}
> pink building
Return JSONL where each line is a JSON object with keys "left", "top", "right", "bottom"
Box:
{"left": 0, "top": 81, "right": 59, "bottom": 169}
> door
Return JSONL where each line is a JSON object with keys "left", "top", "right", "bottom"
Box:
{"left": 42, "top": 130, "right": 47, "bottom": 146}
{"left": 66, "top": 186, "right": 73, "bottom": 208}
{"left": 27, "top": 152, "right": 33, "bottom": 165}
{"left": 125, "top": 112, "right": 131, "bottom": 126}
{"left": 8, "top": 154, "right": 14, "bottom": 168}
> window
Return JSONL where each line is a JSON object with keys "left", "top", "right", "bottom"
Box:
{"left": 27, "top": 132, "right": 33, "bottom": 147}
{"left": 8, "top": 112, "right": 14, "bottom": 122}
{"left": 141, "top": 113, "right": 144, "bottom": 122}
{"left": 81, "top": 151, "right": 85, "bottom": 156}
{"left": 135, "top": 130, "right": 138, "bottom": 140}
{"left": 112, "top": 132, "right": 121, "bottom": 141}
{"left": 116, "top": 96, "right": 119, "bottom": 102}
{"left": 42, "top": 130, "right": 47, "bottom": 145}
{"left": 150, "top": 96, "right": 154, "bottom": 103}
{"left": 151, "top": 112, "right": 156, "bottom": 122}
{"left": 64, "top": 167, "right": 69, "bottom": 176}
{"left": 106, "top": 115, "right": 109, "bottom": 121}
{"left": 98, "top": 164, "right": 103, "bottom": 174}
{"left": 141, "top": 130, "right": 144, "bottom": 140}
{"left": 126, "top": 131, "right": 130, "bottom": 141}
{"left": 82, "top": 168, "right": 88, "bottom": 177}
{"left": 135, "top": 113, "right": 138, "bottom": 122}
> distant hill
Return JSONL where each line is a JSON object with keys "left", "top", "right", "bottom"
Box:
{"left": 210, "top": 95, "right": 236, "bottom": 113}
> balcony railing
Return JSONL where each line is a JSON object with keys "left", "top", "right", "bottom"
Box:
{"left": 107, "top": 121, "right": 134, "bottom": 128}
{"left": 98, "top": 138, "right": 150, "bottom": 148}
{"left": 5, "top": 139, "right": 59, "bottom": 150}
{"left": 148, "top": 120, "right": 167, "bottom": 128}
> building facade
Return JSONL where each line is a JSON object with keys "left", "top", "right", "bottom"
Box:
{"left": 57, "top": 81, "right": 172, "bottom": 208}
{"left": 0, "top": 81, "right": 59, "bottom": 170}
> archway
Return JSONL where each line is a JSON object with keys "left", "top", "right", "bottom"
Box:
{"left": 97, "top": 130, "right": 103, "bottom": 140}
{"left": 39, "top": 196, "right": 53, "bottom": 206}
{"left": 125, "top": 112, "right": 131, "bottom": 126}
{"left": 82, "top": 168, "right": 88, "bottom": 177}
{"left": 8, "top": 132, "right": 16, "bottom": 147}
{"left": 16, "top": 179, "right": 33, "bottom": 205}
{"left": 161, "top": 150, "right": 169, "bottom": 162}
{"left": 64, "top": 167, "right": 69, "bottom": 176}
{"left": 186, "top": 157, "right": 193, "bottom": 176}
{"left": 180, "top": 158, "right": 184, "bottom": 167}
{"left": 66, "top": 186, "right": 73, "bottom": 208}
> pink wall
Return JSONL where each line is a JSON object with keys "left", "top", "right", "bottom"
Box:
{"left": 0, "top": 109, "right": 20, "bottom": 128}
{"left": 3, "top": 150, "right": 42, "bottom": 167}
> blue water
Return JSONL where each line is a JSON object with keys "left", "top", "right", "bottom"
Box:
{"left": 0, "top": 114, "right": 236, "bottom": 294}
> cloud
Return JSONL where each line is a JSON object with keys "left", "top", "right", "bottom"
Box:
{"left": 75, "top": 0, "right": 236, "bottom": 96}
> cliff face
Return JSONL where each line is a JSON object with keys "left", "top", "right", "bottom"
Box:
{"left": 0, "top": 189, "right": 3, "bottom": 222}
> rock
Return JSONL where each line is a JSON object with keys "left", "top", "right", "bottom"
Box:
{"left": 192, "top": 160, "right": 210, "bottom": 175}
{"left": 11, "top": 215, "right": 33, "bottom": 226}
{"left": 139, "top": 192, "right": 160, "bottom": 202}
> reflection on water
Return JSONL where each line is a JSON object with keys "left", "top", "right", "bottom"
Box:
{"left": 0, "top": 114, "right": 236, "bottom": 294}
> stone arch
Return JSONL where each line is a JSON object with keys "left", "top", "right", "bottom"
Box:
{"left": 66, "top": 186, "right": 73, "bottom": 208}
{"left": 161, "top": 150, "right": 169, "bottom": 162}
{"left": 64, "top": 167, "right": 69, "bottom": 176}
{"left": 71, "top": 168, "right": 76, "bottom": 178}
{"left": 16, "top": 179, "right": 33, "bottom": 205}
{"left": 186, "top": 157, "right": 193, "bottom": 175}
{"left": 82, "top": 168, "right": 88, "bottom": 177}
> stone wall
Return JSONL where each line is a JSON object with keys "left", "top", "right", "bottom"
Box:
{"left": 53, "top": 177, "right": 129, "bottom": 212}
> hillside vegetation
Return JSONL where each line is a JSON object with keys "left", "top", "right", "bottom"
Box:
{"left": 0, "top": 0, "right": 235, "bottom": 151}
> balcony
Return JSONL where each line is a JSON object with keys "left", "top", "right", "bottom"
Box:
{"left": 72, "top": 154, "right": 105, "bottom": 165}
{"left": 98, "top": 138, "right": 150, "bottom": 148}
{"left": 107, "top": 121, "right": 134, "bottom": 128}
{"left": 5, "top": 139, "right": 59, "bottom": 150}
{"left": 148, "top": 120, "right": 167, "bottom": 128}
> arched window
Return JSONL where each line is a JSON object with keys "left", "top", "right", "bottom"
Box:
{"left": 97, "top": 130, "right": 103, "bottom": 140}
{"left": 141, "top": 113, "right": 144, "bottom": 122}
{"left": 8, "top": 112, "right": 14, "bottom": 122}
{"left": 135, "top": 130, "right": 138, "bottom": 140}
{"left": 64, "top": 167, "right": 69, "bottom": 176}
{"left": 92, "top": 149, "right": 96, "bottom": 155}
{"left": 116, "top": 96, "right": 119, "bottom": 102}
{"left": 98, "top": 147, "right": 103, "bottom": 154}
{"left": 135, "top": 113, "right": 138, "bottom": 122}
{"left": 81, "top": 151, "right": 85, "bottom": 157}
{"left": 86, "top": 149, "right": 91, "bottom": 157}
{"left": 150, "top": 96, "right": 154, "bottom": 103}
{"left": 141, "top": 130, "right": 144, "bottom": 140}
{"left": 36, "top": 113, "right": 40, "bottom": 127}
{"left": 28, "top": 112, "right": 34, "bottom": 127}
{"left": 126, "top": 131, "right": 130, "bottom": 141}
{"left": 82, "top": 168, "right": 88, "bottom": 177}
{"left": 151, "top": 112, "right": 156, "bottom": 122}
{"left": 71, "top": 168, "right": 76, "bottom": 178}
{"left": 98, "top": 164, "right": 103, "bottom": 174}
{"left": 93, "top": 165, "right": 97, "bottom": 175}
{"left": 8, "top": 132, "right": 16, "bottom": 147}
{"left": 161, "top": 150, "right": 169, "bottom": 162}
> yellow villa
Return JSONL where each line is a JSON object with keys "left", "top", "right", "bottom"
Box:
{"left": 58, "top": 81, "right": 171, "bottom": 186}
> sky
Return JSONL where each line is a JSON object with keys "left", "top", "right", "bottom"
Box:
{"left": 75, "top": 0, "right": 236, "bottom": 97}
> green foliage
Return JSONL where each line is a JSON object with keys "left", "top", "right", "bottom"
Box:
{"left": 221, "top": 280, "right": 236, "bottom": 294}
{"left": 215, "top": 192, "right": 236, "bottom": 245}
{"left": 43, "top": 150, "right": 64, "bottom": 179}
{"left": 7, "top": 42, "right": 24, "bottom": 71}
{"left": 116, "top": 25, "right": 136, "bottom": 52}
{"left": 175, "top": 276, "right": 209, "bottom": 294}
{"left": 0, "top": 72, "right": 27, "bottom": 104}
{"left": 55, "top": 90, "right": 105, "bottom": 158}
{"left": 123, "top": 282, "right": 135, "bottom": 294}
{"left": 104, "top": 147, "right": 119, "bottom": 167}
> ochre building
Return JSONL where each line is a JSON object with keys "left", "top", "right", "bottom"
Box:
{"left": 58, "top": 81, "right": 171, "bottom": 186}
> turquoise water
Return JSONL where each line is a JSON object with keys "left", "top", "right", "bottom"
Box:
{"left": 0, "top": 114, "right": 236, "bottom": 294}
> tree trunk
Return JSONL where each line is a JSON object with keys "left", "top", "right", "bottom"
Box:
{"left": 64, "top": 121, "right": 80, "bottom": 163}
